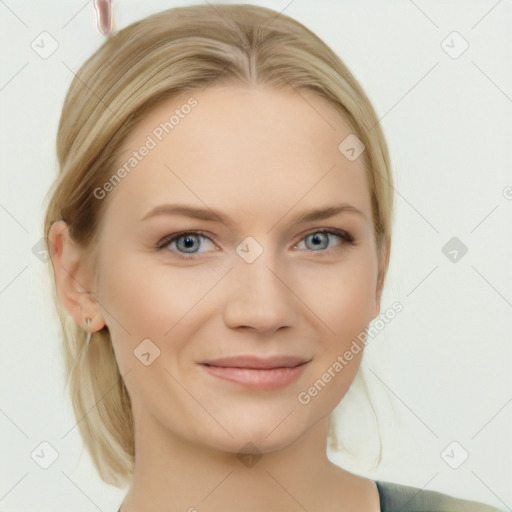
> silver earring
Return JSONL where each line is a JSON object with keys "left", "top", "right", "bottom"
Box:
{"left": 85, "top": 318, "right": 92, "bottom": 346}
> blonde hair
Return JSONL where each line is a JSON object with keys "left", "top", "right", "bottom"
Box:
{"left": 43, "top": 3, "right": 394, "bottom": 488}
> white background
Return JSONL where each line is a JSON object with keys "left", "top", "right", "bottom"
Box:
{"left": 0, "top": 0, "right": 511, "bottom": 510}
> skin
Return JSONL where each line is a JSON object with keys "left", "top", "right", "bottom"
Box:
{"left": 50, "top": 85, "right": 389, "bottom": 511}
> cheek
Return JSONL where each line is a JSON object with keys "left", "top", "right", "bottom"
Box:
{"left": 295, "top": 252, "right": 378, "bottom": 342}
{"left": 295, "top": 258, "right": 375, "bottom": 412}
{"left": 99, "top": 255, "right": 168, "bottom": 334}
{"left": 97, "top": 250, "right": 225, "bottom": 349}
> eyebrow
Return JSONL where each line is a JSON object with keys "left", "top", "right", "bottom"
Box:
{"left": 140, "top": 203, "right": 366, "bottom": 228}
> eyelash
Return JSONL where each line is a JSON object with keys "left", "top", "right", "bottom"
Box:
{"left": 155, "top": 228, "right": 356, "bottom": 261}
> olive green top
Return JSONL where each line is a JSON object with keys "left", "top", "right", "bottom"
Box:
{"left": 376, "top": 480, "right": 505, "bottom": 511}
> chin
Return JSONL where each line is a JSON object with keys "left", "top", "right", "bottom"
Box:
{"left": 198, "top": 415, "right": 310, "bottom": 455}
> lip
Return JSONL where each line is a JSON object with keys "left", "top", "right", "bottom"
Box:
{"left": 198, "top": 355, "right": 311, "bottom": 390}
{"left": 199, "top": 355, "right": 310, "bottom": 369}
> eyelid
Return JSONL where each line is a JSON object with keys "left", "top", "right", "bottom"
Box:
{"left": 292, "top": 227, "right": 354, "bottom": 246}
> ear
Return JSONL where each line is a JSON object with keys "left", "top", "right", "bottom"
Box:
{"left": 372, "top": 236, "right": 390, "bottom": 319}
{"left": 48, "top": 220, "right": 105, "bottom": 332}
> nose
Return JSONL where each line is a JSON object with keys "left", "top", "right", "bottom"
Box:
{"left": 222, "top": 245, "right": 298, "bottom": 334}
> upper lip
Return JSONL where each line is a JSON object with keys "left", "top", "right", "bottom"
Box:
{"left": 198, "top": 355, "right": 311, "bottom": 369}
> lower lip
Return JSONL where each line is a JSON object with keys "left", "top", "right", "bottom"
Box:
{"left": 199, "top": 363, "right": 308, "bottom": 390}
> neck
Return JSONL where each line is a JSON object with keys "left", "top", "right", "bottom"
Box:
{"left": 120, "top": 414, "right": 359, "bottom": 512}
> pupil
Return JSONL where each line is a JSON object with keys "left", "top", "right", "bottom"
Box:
{"left": 180, "top": 235, "right": 197, "bottom": 251}
{"left": 311, "top": 233, "right": 326, "bottom": 247}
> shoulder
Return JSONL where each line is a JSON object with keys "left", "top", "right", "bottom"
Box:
{"left": 375, "top": 480, "right": 505, "bottom": 512}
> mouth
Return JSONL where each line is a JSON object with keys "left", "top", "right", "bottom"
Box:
{"left": 197, "top": 355, "right": 311, "bottom": 390}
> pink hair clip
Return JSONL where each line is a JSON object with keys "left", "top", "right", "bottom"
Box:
{"left": 94, "top": 0, "right": 114, "bottom": 36}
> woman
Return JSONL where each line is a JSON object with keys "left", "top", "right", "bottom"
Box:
{"left": 43, "top": 4, "right": 504, "bottom": 511}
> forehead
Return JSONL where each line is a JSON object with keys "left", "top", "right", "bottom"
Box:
{"left": 108, "top": 85, "right": 371, "bottom": 225}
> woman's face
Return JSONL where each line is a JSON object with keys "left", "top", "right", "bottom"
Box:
{"left": 92, "top": 85, "right": 384, "bottom": 454}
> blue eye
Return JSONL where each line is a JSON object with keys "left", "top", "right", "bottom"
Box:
{"left": 294, "top": 229, "right": 353, "bottom": 253}
{"left": 156, "top": 229, "right": 354, "bottom": 260}
{"left": 156, "top": 232, "right": 216, "bottom": 260}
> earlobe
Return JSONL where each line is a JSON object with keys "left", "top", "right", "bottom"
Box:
{"left": 48, "top": 221, "right": 105, "bottom": 331}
